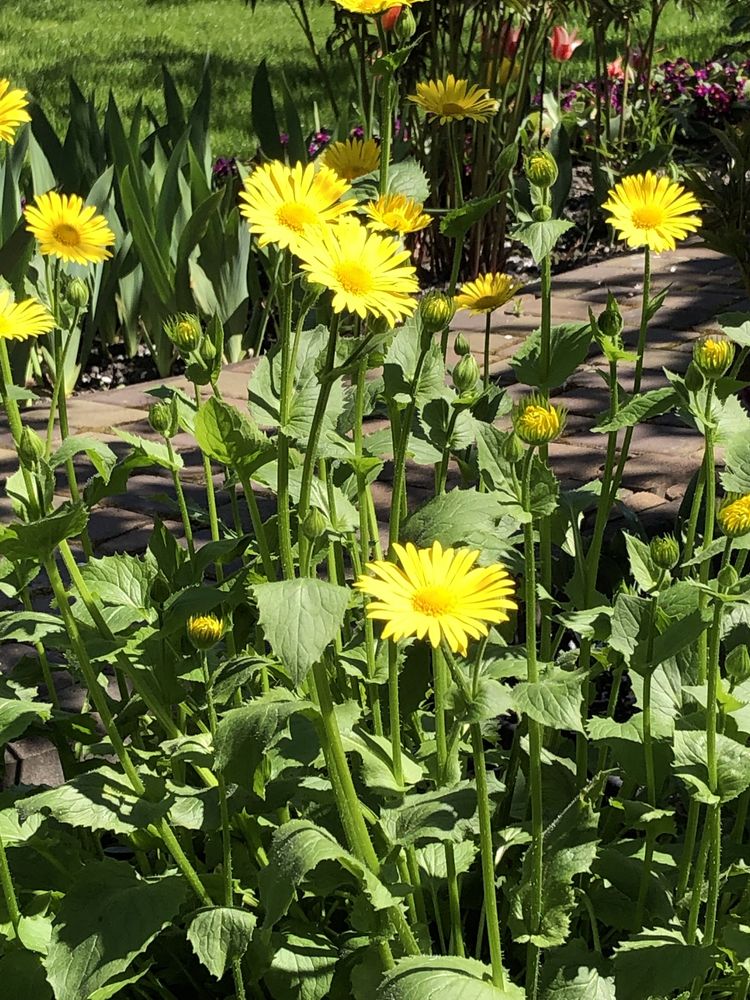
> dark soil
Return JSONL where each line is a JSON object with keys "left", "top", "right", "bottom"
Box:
{"left": 76, "top": 343, "right": 184, "bottom": 394}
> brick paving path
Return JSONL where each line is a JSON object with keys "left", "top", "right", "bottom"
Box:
{"left": 2, "top": 244, "right": 749, "bottom": 780}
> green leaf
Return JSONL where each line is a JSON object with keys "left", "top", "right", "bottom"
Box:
{"left": 515, "top": 667, "right": 585, "bottom": 732}
{"left": 341, "top": 726, "right": 423, "bottom": 793}
{"left": 0, "top": 688, "right": 52, "bottom": 747}
{"left": 512, "top": 785, "right": 600, "bottom": 947}
{"left": 511, "top": 218, "right": 574, "bottom": 264}
{"left": 592, "top": 388, "right": 676, "bottom": 433}
{"left": 623, "top": 534, "right": 661, "bottom": 592}
{"left": 79, "top": 554, "right": 158, "bottom": 622}
{"left": 44, "top": 860, "right": 188, "bottom": 1000}
{"left": 254, "top": 579, "right": 350, "bottom": 686}
{"left": 0, "top": 610, "right": 63, "bottom": 644}
{"left": 51, "top": 436, "right": 118, "bottom": 482}
{"left": 387, "top": 158, "right": 430, "bottom": 204}
{"left": 612, "top": 926, "right": 712, "bottom": 1000}
{"left": 0, "top": 951, "right": 52, "bottom": 1000}
{"left": 718, "top": 311, "right": 750, "bottom": 347}
{"left": 401, "top": 489, "right": 511, "bottom": 552}
{"left": 673, "top": 729, "right": 750, "bottom": 803}
{"left": 440, "top": 195, "right": 502, "bottom": 240}
{"left": 376, "top": 955, "right": 524, "bottom": 1000}
{"left": 722, "top": 434, "right": 750, "bottom": 494}
{"left": 187, "top": 906, "right": 256, "bottom": 980}
{"left": 194, "top": 395, "right": 272, "bottom": 476}
{"left": 379, "top": 783, "right": 478, "bottom": 847}
{"left": 543, "top": 964, "right": 616, "bottom": 999}
{"left": 447, "top": 676, "right": 515, "bottom": 724}
{"left": 0, "top": 502, "right": 89, "bottom": 561}
{"left": 114, "top": 429, "right": 183, "bottom": 471}
{"left": 259, "top": 820, "right": 396, "bottom": 927}
{"left": 265, "top": 926, "right": 339, "bottom": 1000}
{"left": 383, "top": 322, "right": 445, "bottom": 410}
{"left": 251, "top": 60, "right": 284, "bottom": 160}
{"left": 510, "top": 323, "right": 591, "bottom": 391}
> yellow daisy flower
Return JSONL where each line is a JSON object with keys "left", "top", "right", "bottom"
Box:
{"left": 409, "top": 75, "right": 500, "bottom": 124}
{"left": 239, "top": 160, "right": 353, "bottom": 254}
{"left": 512, "top": 395, "right": 566, "bottom": 445}
{"left": 329, "top": 0, "right": 425, "bottom": 14}
{"left": 365, "top": 193, "right": 431, "bottom": 235}
{"left": 24, "top": 192, "right": 115, "bottom": 266}
{"left": 455, "top": 273, "right": 524, "bottom": 314}
{"left": 0, "top": 289, "right": 55, "bottom": 342}
{"left": 354, "top": 540, "right": 517, "bottom": 655}
{"left": 0, "top": 80, "right": 31, "bottom": 145}
{"left": 602, "top": 171, "right": 701, "bottom": 253}
{"left": 296, "top": 217, "right": 418, "bottom": 326}
{"left": 718, "top": 494, "right": 750, "bottom": 539}
{"left": 321, "top": 138, "right": 380, "bottom": 181}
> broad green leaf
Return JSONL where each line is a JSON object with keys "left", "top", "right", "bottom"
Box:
{"left": 612, "top": 926, "right": 712, "bottom": 1000}
{"left": 259, "top": 820, "right": 396, "bottom": 927}
{"left": 87, "top": 966, "right": 152, "bottom": 1000}
{"left": 543, "top": 965, "right": 616, "bottom": 999}
{"left": 194, "top": 396, "right": 272, "bottom": 476}
{"left": 0, "top": 687, "right": 52, "bottom": 747}
{"left": 341, "top": 727, "right": 423, "bottom": 793}
{"left": 0, "top": 502, "right": 89, "bottom": 561}
{"left": 623, "top": 534, "right": 661, "bottom": 592}
{"left": 718, "top": 311, "right": 750, "bottom": 347}
{"left": 44, "top": 860, "right": 188, "bottom": 1000}
{"left": 114, "top": 429, "right": 183, "bottom": 470}
{"left": 0, "top": 951, "right": 52, "bottom": 1000}
{"left": 440, "top": 194, "right": 502, "bottom": 239}
{"left": 511, "top": 218, "right": 574, "bottom": 263}
{"left": 379, "top": 783, "right": 477, "bottom": 847}
{"left": 51, "top": 435, "right": 118, "bottom": 482}
{"left": 383, "top": 323, "right": 445, "bottom": 410}
{"left": 401, "top": 489, "right": 512, "bottom": 552}
{"left": 512, "top": 786, "right": 600, "bottom": 947}
{"left": 265, "top": 926, "right": 339, "bottom": 1000}
{"left": 187, "top": 906, "right": 256, "bottom": 980}
{"left": 515, "top": 667, "right": 585, "bottom": 732}
{"left": 447, "top": 676, "right": 515, "bottom": 724}
{"left": 79, "top": 554, "right": 158, "bottom": 622}
{"left": 593, "top": 388, "right": 676, "bottom": 433}
{"left": 609, "top": 593, "right": 649, "bottom": 664}
{"left": 254, "top": 579, "right": 350, "bottom": 686}
{"left": 510, "top": 323, "right": 591, "bottom": 391}
{"left": 722, "top": 434, "right": 750, "bottom": 494}
{"left": 387, "top": 158, "right": 430, "bottom": 203}
{"left": 376, "top": 955, "right": 524, "bottom": 1000}
{"left": 673, "top": 729, "right": 750, "bottom": 803}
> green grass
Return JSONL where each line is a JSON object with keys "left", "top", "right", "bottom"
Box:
{"left": 0, "top": 0, "right": 736, "bottom": 160}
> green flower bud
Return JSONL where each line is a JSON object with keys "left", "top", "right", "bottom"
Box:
{"left": 727, "top": 645, "right": 750, "bottom": 685}
{"left": 148, "top": 401, "right": 176, "bottom": 438}
{"left": 718, "top": 564, "right": 739, "bottom": 591}
{"left": 394, "top": 5, "right": 417, "bottom": 42}
{"left": 18, "top": 426, "right": 45, "bottom": 467}
{"left": 302, "top": 507, "right": 328, "bottom": 541}
{"left": 165, "top": 313, "right": 203, "bottom": 354}
{"left": 597, "top": 294, "right": 623, "bottom": 339}
{"left": 502, "top": 431, "right": 526, "bottom": 464}
{"left": 419, "top": 291, "right": 456, "bottom": 334}
{"left": 684, "top": 362, "right": 705, "bottom": 393}
{"left": 201, "top": 337, "right": 217, "bottom": 363}
{"left": 454, "top": 332, "right": 471, "bottom": 357}
{"left": 692, "top": 335, "right": 734, "bottom": 380}
{"left": 66, "top": 277, "right": 90, "bottom": 310}
{"left": 649, "top": 534, "right": 680, "bottom": 571}
{"left": 187, "top": 613, "right": 224, "bottom": 650}
{"left": 532, "top": 204, "right": 552, "bottom": 222}
{"left": 525, "top": 149, "right": 558, "bottom": 190}
{"left": 512, "top": 394, "right": 566, "bottom": 445}
{"left": 452, "top": 353, "right": 480, "bottom": 394}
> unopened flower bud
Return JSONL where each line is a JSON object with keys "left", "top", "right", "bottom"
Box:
{"left": 66, "top": 277, "right": 90, "bottom": 310}
{"left": 201, "top": 337, "right": 217, "bottom": 363}
{"left": 148, "top": 401, "right": 175, "bottom": 438}
{"left": 419, "top": 291, "right": 456, "bottom": 334}
{"left": 718, "top": 564, "right": 739, "bottom": 591}
{"left": 394, "top": 5, "right": 417, "bottom": 42}
{"left": 717, "top": 493, "right": 750, "bottom": 539}
{"left": 187, "top": 613, "right": 224, "bottom": 650}
{"left": 503, "top": 432, "right": 526, "bottom": 463}
{"left": 512, "top": 395, "right": 566, "bottom": 445}
{"left": 684, "top": 362, "right": 705, "bottom": 393}
{"left": 302, "top": 507, "right": 328, "bottom": 541}
{"left": 727, "top": 645, "right": 750, "bottom": 685}
{"left": 649, "top": 534, "right": 680, "bottom": 571}
{"left": 597, "top": 295, "right": 623, "bottom": 339}
{"left": 454, "top": 332, "right": 471, "bottom": 357}
{"left": 525, "top": 149, "right": 558, "bottom": 190}
{"left": 165, "top": 313, "right": 203, "bottom": 354}
{"left": 453, "top": 353, "right": 480, "bottom": 394}
{"left": 693, "top": 335, "right": 734, "bottom": 380}
{"left": 532, "top": 204, "right": 552, "bottom": 222}
{"left": 18, "top": 426, "right": 45, "bottom": 467}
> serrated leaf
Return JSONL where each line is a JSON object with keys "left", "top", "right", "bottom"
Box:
{"left": 592, "top": 388, "right": 676, "bottom": 433}
{"left": 440, "top": 195, "right": 502, "bottom": 239}
{"left": 51, "top": 435, "right": 118, "bottom": 483}
{"left": 187, "top": 906, "right": 256, "bottom": 980}
{"left": 510, "top": 323, "right": 591, "bottom": 391}
{"left": 254, "top": 579, "right": 350, "bottom": 686}
{"left": 515, "top": 667, "right": 585, "bottom": 732}
{"left": 377, "top": 955, "right": 524, "bottom": 1000}
{"left": 673, "top": 729, "right": 750, "bottom": 803}
{"left": 612, "top": 926, "right": 712, "bottom": 1000}
{"left": 114, "top": 429, "right": 182, "bottom": 470}
{"left": 194, "top": 395, "right": 272, "bottom": 476}
{"left": 722, "top": 434, "right": 750, "bottom": 494}
{"left": 0, "top": 690, "right": 52, "bottom": 747}
{"left": 718, "top": 311, "right": 750, "bottom": 347}
{"left": 379, "top": 783, "right": 477, "bottom": 847}
{"left": 387, "top": 158, "right": 430, "bottom": 203}
{"left": 511, "top": 218, "right": 574, "bottom": 263}
{"left": 265, "top": 926, "right": 339, "bottom": 1000}
{"left": 623, "top": 534, "right": 661, "bottom": 592}
{"left": 79, "top": 554, "right": 158, "bottom": 622}
{"left": 0, "top": 502, "right": 89, "bottom": 561}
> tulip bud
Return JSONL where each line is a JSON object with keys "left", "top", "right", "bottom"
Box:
{"left": 692, "top": 335, "right": 734, "bottom": 380}
{"left": 148, "top": 401, "right": 176, "bottom": 438}
{"left": 453, "top": 332, "right": 471, "bottom": 357}
{"left": 532, "top": 204, "right": 552, "bottom": 222}
{"left": 187, "top": 613, "right": 224, "bottom": 650}
{"left": 165, "top": 313, "right": 203, "bottom": 354}
{"left": 302, "top": 507, "right": 328, "bottom": 541}
{"left": 525, "top": 149, "right": 559, "bottom": 190}
{"left": 66, "top": 277, "right": 90, "bottom": 310}
{"left": 452, "top": 353, "right": 480, "bottom": 394}
{"left": 717, "top": 493, "right": 750, "bottom": 539}
{"left": 649, "top": 534, "right": 680, "bottom": 571}
{"left": 18, "top": 426, "right": 45, "bottom": 467}
{"left": 512, "top": 395, "right": 566, "bottom": 445}
{"left": 419, "top": 291, "right": 456, "bottom": 334}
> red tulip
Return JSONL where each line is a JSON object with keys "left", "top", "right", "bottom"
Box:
{"left": 497, "top": 19, "right": 521, "bottom": 60}
{"left": 549, "top": 25, "right": 583, "bottom": 62}
{"left": 607, "top": 56, "right": 635, "bottom": 82}
{"left": 381, "top": 5, "right": 402, "bottom": 31}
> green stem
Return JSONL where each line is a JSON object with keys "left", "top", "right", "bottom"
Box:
{"left": 682, "top": 466, "right": 706, "bottom": 569}
{"left": 676, "top": 799, "right": 701, "bottom": 900}
{"left": 436, "top": 409, "right": 460, "bottom": 495}
{"left": 276, "top": 253, "right": 297, "bottom": 579}
{"left": 696, "top": 385, "right": 717, "bottom": 685}
{"left": 0, "top": 836, "right": 20, "bottom": 933}
{"left": 482, "top": 309, "right": 491, "bottom": 391}
{"left": 470, "top": 724, "right": 506, "bottom": 988}
{"left": 635, "top": 595, "right": 659, "bottom": 928}
{"left": 389, "top": 343, "right": 430, "bottom": 549}
{"left": 237, "top": 472, "right": 277, "bottom": 581}
{"left": 440, "top": 241, "right": 463, "bottom": 359}
{"left": 166, "top": 437, "right": 194, "bottom": 558}
{"left": 0, "top": 339, "right": 40, "bottom": 518}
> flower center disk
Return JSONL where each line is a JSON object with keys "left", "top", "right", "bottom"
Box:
{"left": 52, "top": 223, "right": 81, "bottom": 247}
{"left": 335, "top": 261, "right": 374, "bottom": 296}
{"left": 411, "top": 585, "right": 457, "bottom": 618}
{"left": 631, "top": 205, "right": 665, "bottom": 230}
{"left": 276, "top": 201, "right": 318, "bottom": 233}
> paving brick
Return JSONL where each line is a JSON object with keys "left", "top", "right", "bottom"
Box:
{"left": 66, "top": 398, "right": 146, "bottom": 432}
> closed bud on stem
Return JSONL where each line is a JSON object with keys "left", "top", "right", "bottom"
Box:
{"left": 200, "top": 337, "right": 217, "bottom": 363}
{"left": 718, "top": 564, "right": 739, "bottom": 590}
{"left": 454, "top": 332, "right": 471, "bottom": 357}
{"left": 452, "top": 353, "right": 480, "bottom": 394}
{"left": 649, "top": 533, "right": 680, "bottom": 570}
{"left": 164, "top": 313, "right": 203, "bottom": 354}
{"left": 692, "top": 335, "right": 734, "bottom": 380}
{"left": 187, "top": 613, "right": 224, "bottom": 650}
{"left": 684, "top": 362, "right": 705, "bottom": 393}
{"left": 503, "top": 431, "right": 526, "bottom": 464}
{"left": 148, "top": 401, "right": 176, "bottom": 438}
{"left": 597, "top": 294, "right": 623, "bottom": 339}
{"left": 302, "top": 507, "right": 328, "bottom": 541}
{"left": 727, "top": 645, "right": 750, "bottom": 685}
{"left": 531, "top": 204, "right": 552, "bottom": 222}
{"left": 717, "top": 493, "right": 750, "bottom": 539}
{"left": 525, "top": 149, "right": 558, "bottom": 190}
{"left": 419, "top": 291, "right": 456, "bottom": 334}
{"left": 394, "top": 5, "right": 417, "bottom": 42}
{"left": 66, "top": 277, "right": 90, "bottom": 310}
{"left": 18, "top": 426, "right": 45, "bottom": 467}
{"left": 512, "top": 394, "right": 566, "bottom": 445}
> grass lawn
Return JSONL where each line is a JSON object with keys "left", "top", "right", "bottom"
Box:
{"left": 0, "top": 0, "right": 735, "bottom": 159}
